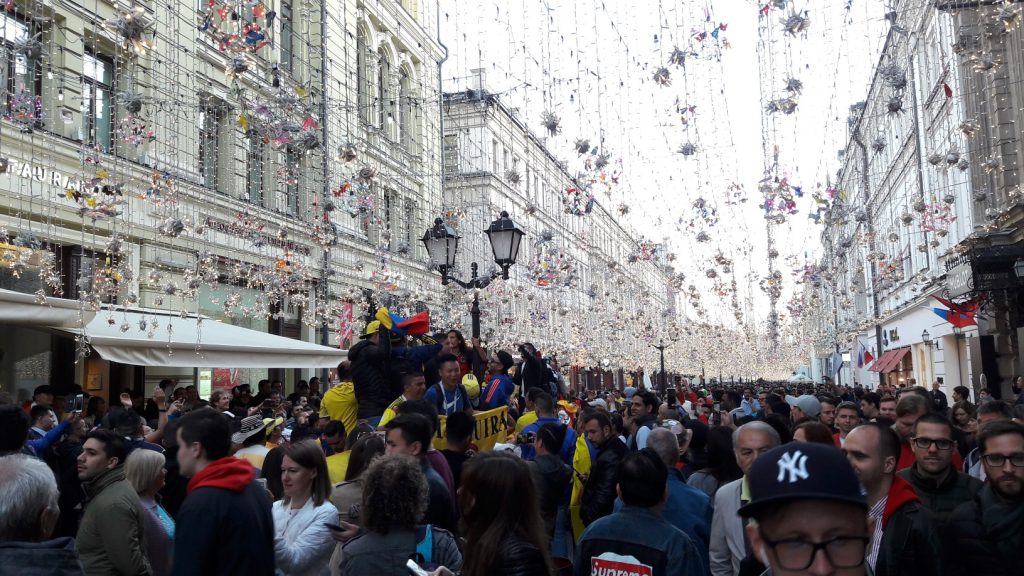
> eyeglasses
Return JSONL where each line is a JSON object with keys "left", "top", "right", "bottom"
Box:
{"left": 759, "top": 531, "right": 869, "bottom": 571}
{"left": 981, "top": 453, "right": 1024, "bottom": 468}
{"left": 911, "top": 437, "right": 955, "bottom": 451}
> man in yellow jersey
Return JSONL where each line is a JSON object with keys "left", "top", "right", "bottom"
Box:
{"left": 378, "top": 371, "right": 427, "bottom": 428}
{"left": 515, "top": 388, "right": 543, "bottom": 433}
{"left": 320, "top": 361, "right": 358, "bottom": 435}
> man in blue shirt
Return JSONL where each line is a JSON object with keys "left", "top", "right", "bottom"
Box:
{"left": 576, "top": 448, "right": 704, "bottom": 576}
{"left": 424, "top": 354, "right": 474, "bottom": 417}
{"left": 479, "top": 351, "right": 516, "bottom": 410}
{"left": 520, "top": 392, "right": 576, "bottom": 463}
{"left": 740, "top": 388, "right": 761, "bottom": 417}
{"left": 616, "top": 428, "right": 712, "bottom": 574}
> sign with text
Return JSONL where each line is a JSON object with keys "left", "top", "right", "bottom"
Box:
{"left": 590, "top": 553, "right": 653, "bottom": 576}
{"left": 432, "top": 405, "right": 508, "bottom": 451}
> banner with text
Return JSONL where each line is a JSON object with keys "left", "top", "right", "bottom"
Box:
{"left": 433, "top": 406, "right": 509, "bottom": 451}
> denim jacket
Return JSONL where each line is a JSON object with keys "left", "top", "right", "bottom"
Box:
{"left": 575, "top": 505, "right": 704, "bottom": 576}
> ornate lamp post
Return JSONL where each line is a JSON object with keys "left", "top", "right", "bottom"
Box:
{"left": 422, "top": 211, "right": 525, "bottom": 338}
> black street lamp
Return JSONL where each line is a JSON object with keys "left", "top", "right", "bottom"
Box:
{"left": 652, "top": 340, "right": 669, "bottom": 396}
{"left": 422, "top": 211, "right": 525, "bottom": 338}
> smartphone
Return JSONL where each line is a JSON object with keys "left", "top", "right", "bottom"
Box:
{"left": 406, "top": 559, "right": 430, "bottom": 576}
{"left": 712, "top": 402, "right": 721, "bottom": 413}
{"left": 323, "top": 522, "right": 344, "bottom": 532}
{"left": 69, "top": 393, "right": 84, "bottom": 413}
{"left": 255, "top": 478, "right": 268, "bottom": 490}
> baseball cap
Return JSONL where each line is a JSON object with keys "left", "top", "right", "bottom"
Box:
{"left": 786, "top": 394, "right": 821, "bottom": 418}
{"left": 495, "top": 350, "right": 514, "bottom": 370}
{"left": 738, "top": 443, "right": 866, "bottom": 519}
{"left": 359, "top": 320, "right": 382, "bottom": 339}
{"left": 623, "top": 386, "right": 638, "bottom": 399}
{"left": 588, "top": 398, "right": 607, "bottom": 410}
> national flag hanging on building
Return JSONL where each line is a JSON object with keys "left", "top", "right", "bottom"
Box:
{"left": 931, "top": 295, "right": 983, "bottom": 329}
{"left": 856, "top": 340, "right": 874, "bottom": 368}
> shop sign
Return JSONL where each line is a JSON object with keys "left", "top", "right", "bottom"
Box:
{"left": 1, "top": 157, "right": 92, "bottom": 193}
{"left": 204, "top": 216, "right": 311, "bottom": 256}
{"left": 946, "top": 261, "right": 974, "bottom": 298}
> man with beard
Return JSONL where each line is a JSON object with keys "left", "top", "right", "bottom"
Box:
{"left": 944, "top": 420, "right": 1024, "bottom": 576}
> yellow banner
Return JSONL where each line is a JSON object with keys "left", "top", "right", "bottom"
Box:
{"left": 432, "top": 406, "right": 509, "bottom": 451}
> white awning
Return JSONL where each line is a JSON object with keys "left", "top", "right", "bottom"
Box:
{"left": 0, "top": 288, "right": 96, "bottom": 328}
{"left": 56, "top": 309, "right": 347, "bottom": 368}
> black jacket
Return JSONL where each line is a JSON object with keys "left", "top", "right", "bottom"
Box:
{"left": 896, "top": 465, "right": 981, "bottom": 525}
{"left": 580, "top": 436, "right": 629, "bottom": 526}
{"left": 0, "top": 538, "right": 84, "bottom": 576}
{"left": 529, "top": 454, "right": 572, "bottom": 538}
{"left": 875, "top": 477, "right": 943, "bottom": 576}
{"left": 348, "top": 327, "right": 391, "bottom": 419}
{"left": 513, "top": 348, "right": 547, "bottom": 395}
{"left": 482, "top": 537, "right": 552, "bottom": 576}
{"left": 943, "top": 484, "right": 1024, "bottom": 576}
{"left": 171, "top": 458, "right": 275, "bottom": 576}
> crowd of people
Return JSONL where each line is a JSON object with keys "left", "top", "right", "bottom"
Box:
{"left": 1, "top": 318, "right": 1023, "bottom": 576}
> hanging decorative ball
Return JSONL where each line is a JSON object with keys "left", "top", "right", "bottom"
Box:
{"left": 888, "top": 232, "right": 900, "bottom": 242}
{"left": 541, "top": 111, "right": 561, "bottom": 136}
{"left": 982, "top": 155, "right": 1001, "bottom": 173}
{"left": 927, "top": 153, "right": 943, "bottom": 166}
{"left": 960, "top": 119, "right": 980, "bottom": 137}
{"left": 871, "top": 137, "right": 886, "bottom": 152}
{"left": 784, "top": 77, "right": 803, "bottom": 94}
{"left": 854, "top": 209, "right": 868, "bottom": 222}
{"left": 677, "top": 142, "right": 697, "bottom": 156}
{"left": 574, "top": 139, "right": 591, "bottom": 155}
{"left": 505, "top": 169, "right": 521, "bottom": 185}
{"left": 653, "top": 67, "right": 671, "bottom": 86}
{"left": 936, "top": 229, "right": 948, "bottom": 238}
{"left": 356, "top": 166, "right": 377, "bottom": 183}
{"left": 946, "top": 150, "right": 961, "bottom": 165}
{"left": 973, "top": 190, "right": 989, "bottom": 202}
{"left": 338, "top": 143, "right": 358, "bottom": 162}
{"left": 879, "top": 63, "right": 907, "bottom": 91}
{"left": 912, "top": 195, "right": 927, "bottom": 212}
{"left": 696, "top": 231, "right": 711, "bottom": 242}
{"left": 943, "top": 193, "right": 956, "bottom": 204}
{"left": 957, "top": 158, "right": 970, "bottom": 171}
{"left": 766, "top": 97, "right": 798, "bottom": 115}
{"left": 887, "top": 96, "right": 904, "bottom": 114}
{"left": 781, "top": 11, "right": 810, "bottom": 35}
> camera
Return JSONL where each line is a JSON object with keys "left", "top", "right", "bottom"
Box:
{"left": 515, "top": 431, "right": 536, "bottom": 445}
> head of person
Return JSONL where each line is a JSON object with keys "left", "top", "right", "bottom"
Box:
{"left": 384, "top": 413, "right": 433, "bottom": 459}
{"left": 647, "top": 427, "right": 681, "bottom": 468}
{"left": 976, "top": 420, "right": 1024, "bottom": 500}
{"left": 733, "top": 421, "right": 781, "bottom": 476}
{"left": 323, "top": 420, "right": 347, "bottom": 454}
{"left": 533, "top": 392, "right": 555, "bottom": 418}
{"left": 740, "top": 443, "right": 869, "bottom": 576}
{"left": 722, "top": 390, "right": 742, "bottom": 412}
{"left": 793, "top": 420, "right": 836, "bottom": 445}
{"left": 617, "top": 448, "right": 669, "bottom": 509}
{"left": 29, "top": 405, "right": 55, "bottom": 432}
{"left": 77, "top": 429, "right": 127, "bottom": 481}
{"left": 979, "top": 388, "right": 992, "bottom": 401}
{"left": 32, "top": 385, "right": 54, "bottom": 408}
{"left": 977, "top": 399, "right": 1013, "bottom": 427}
{"left": 704, "top": 425, "right": 743, "bottom": 481}
{"left": 183, "top": 385, "right": 198, "bottom": 403}
{"left": 861, "top": 392, "right": 881, "bottom": 419}
{"left": 583, "top": 411, "right": 615, "bottom": 449}
{"left": 534, "top": 423, "right": 566, "bottom": 457}
{"left": 344, "top": 432, "right": 386, "bottom": 482}
{"left": 437, "top": 353, "right": 461, "bottom": 389}
{"left": 0, "top": 454, "right": 60, "bottom": 542}
{"left": 125, "top": 449, "right": 166, "bottom": 497}
{"left": 818, "top": 397, "right": 838, "bottom": 428}
{"left": 445, "top": 411, "right": 476, "bottom": 451}
{"left": 270, "top": 380, "right": 283, "bottom": 393}
{"left": 894, "top": 393, "right": 930, "bottom": 442}
{"left": 951, "top": 400, "right": 976, "bottom": 427}
{"left": 394, "top": 399, "right": 440, "bottom": 437}
{"left": 488, "top": 350, "right": 514, "bottom": 376}
{"left": 261, "top": 447, "right": 285, "bottom": 500}
{"left": 109, "top": 408, "right": 144, "bottom": 439}
{"left": 176, "top": 407, "right": 232, "bottom": 478}
{"left": 835, "top": 402, "right": 861, "bottom": 435}
{"left": 909, "top": 413, "right": 956, "bottom": 477}
{"left": 631, "top": 391, "right": 659, "bottom": 419}
{"left": 210, "top": 389, "right": 232, "bottom": 411}
{"left": 952, "top": 385, "right": 971, "bottom": 403}
{"left": 86, "top": 395, "right": 106, "bottom": 418}
{"left": 401, "top": 370, "right": 427, "bottom": 401}
{"left": 842, "top": 423, "right": 900, "bottom": 494}
{"left": 361, "top": 454, "right": 428, "bottom": 534}
{"left": 878, "top": 395, "right": 897, "bottom": 420}
{"left": 236, "top": 384, "right": 252, "bottom": 402}
{"left": 788, "top": 395, "right": 821, "bottom": 423}
{"left": 443, "top": 329, "right": 467, "bottom": 354}
{"left": 458, "top": 452, "right": 550, "bottom": 575}
{"left": 280, "top": 440, "right": 331, "bottom": 506}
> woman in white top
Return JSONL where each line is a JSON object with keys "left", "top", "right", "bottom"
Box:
{"left": 272, "top": 440, "right": 340, "bottom": 576}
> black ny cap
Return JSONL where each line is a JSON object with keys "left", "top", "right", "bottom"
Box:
{"left": 738, "top": 442, "right": 866, "bottom": 519}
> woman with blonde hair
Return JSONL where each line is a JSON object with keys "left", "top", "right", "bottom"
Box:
{"left": 125, "top": 449, "right": 174, "bottom": 576}
{"left": 273, "top": 440, "right": 339, "bottom": 576}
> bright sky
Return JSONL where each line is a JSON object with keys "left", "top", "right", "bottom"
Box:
{"left": 438, "top": 0, "right": 891, "bottom": 329}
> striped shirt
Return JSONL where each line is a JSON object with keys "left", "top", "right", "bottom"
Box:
{"left": 866, "top": 496, "right": 887, "bottom": 570}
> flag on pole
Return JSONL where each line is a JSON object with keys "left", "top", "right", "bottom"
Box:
{"left": 831, "top": 351, "right": 844, "bottom": 377}
{"left": 856, "top": 340, "right": 874, "bottom": 368}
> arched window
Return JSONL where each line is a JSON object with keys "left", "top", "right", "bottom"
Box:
{"left": 356, "top": 26, "right": 370, "bottom": 124}
{"left": 376, "top": 48, "right": 390, "bottom": 129}
{"left": 398, "top": 67, "right": 412, "bottom": 148}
